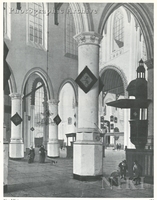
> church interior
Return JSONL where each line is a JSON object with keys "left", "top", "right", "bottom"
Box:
{"left": 3, "top": 2, "right": 154, "bottom": 197}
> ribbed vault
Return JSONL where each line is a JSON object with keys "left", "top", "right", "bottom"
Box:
{"left": 69, "top": 3, "right": 94, "bottom": 33}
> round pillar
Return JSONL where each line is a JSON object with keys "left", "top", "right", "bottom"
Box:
{"left": 145, "top": 59, "right": 153, "bottom": 149}
{"left": 47, "top": 99, "right": 59, "bottom": 158}
{"left": 30, "top": 105, "right": 35, "bottom": 147}
{"left": 9, "top": 93, "right": 24, "bottom": 159}
{"left": 26, "top": 101, "right": 31, "bottom": 149}
{"left": 23, "top": 111, "right": 27, "bottom": 151}
{"left": 74, "top": 102, "right": 78, "bottom": 133}
{"left": 73, "top": 32, "right": 103, "bottom": 180}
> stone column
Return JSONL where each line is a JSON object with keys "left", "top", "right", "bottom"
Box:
{"left": 47, "top": 99, "right": 59, "bottom": 158}
{"left": 73, "top": 32, "right": 103, "bottom": 180}
{"left": 42, "top": 102, "right": 48, "bottom": 149}
{"left": 145, "top": 59, "right": 153, "bottom": 149}
{"left": 30, "top": 105, "right": 35, "bottom": 147}
{"left": 9, "top": 93, "right": 24, "bottom": 158}
{"left": 74, "top": 102, "right": 78, "bottom": 133}
{"left": 26, "top": 101, "right": 31, "bottom": 149}
{"left": 23, "top": 111, "right": 27, "bottom": 151}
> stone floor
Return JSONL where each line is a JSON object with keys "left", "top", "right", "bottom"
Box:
{"left": 4, "top": 149, "right": 154, "bottom": 198}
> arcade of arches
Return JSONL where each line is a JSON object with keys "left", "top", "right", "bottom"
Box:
{"left": 4, "top": 3, "right": 153, "bottom": 183}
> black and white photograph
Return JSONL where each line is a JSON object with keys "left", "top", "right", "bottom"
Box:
{"left": 2, "top": 1, "right": 155, "bottom": 199}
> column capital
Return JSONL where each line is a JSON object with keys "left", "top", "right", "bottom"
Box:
{"left": 74, "top": 32, "right": 103, "bottom": 46}
{"left": 145, "top": 58, "right": 153, "bottom": 70}
{"left": 47, "top": 99, "right": 59, "bottom": 105}
{"left": 9, "top": 93, "right": 21, "bottom": 100}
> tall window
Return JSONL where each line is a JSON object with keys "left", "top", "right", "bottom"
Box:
{"left": 34, "top": 82, "right": 45, "bottom": 134}
{"left": 65, "top": 6, "right": 78, "bottom": 59}
{"left": 31, "top": 78, "right": 48, "bottom": 141}
{"left": 28, "top": 3, "right": 44, "bottom": 47}
{"left": 113, "top": 10, "right": 124, "bottom": 51}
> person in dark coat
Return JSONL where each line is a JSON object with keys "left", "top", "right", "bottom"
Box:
{"left": 28, "top": 146, "right": 35, "bottom": 163}
{"left": 118, "top": 160, "right": 128, "bottom": 180}
{"left": 132, "top": 160, "right": 142, "bottom": 185}
{"left": 39, "top": 145, "right": 47, "bottom": 163}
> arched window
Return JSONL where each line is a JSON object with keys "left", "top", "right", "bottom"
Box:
{"left": 27, "top": 3, "right": 46, "bottom": 49}
{"left": 65, "top": 6, "right": 78, "bottom": 59}
{"left": 35, "top": 82, "right": 45, "bottom": 129}
{"left": 31, "top": 78, "right": 47, "bottom": 137}
{"left": 113, "top": 10, "right": 124, "bottom": 51}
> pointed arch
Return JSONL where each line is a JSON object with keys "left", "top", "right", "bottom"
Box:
{"left": 8, "top": 68, "right": 17, "bottom": 94}
{"left": 69, "top": 3, "right": 94, "bottom": 34}
{"left": 58, "top": 79, "right": 78, "bottom": 143}
{"left": 99, "top": 65, "right": 128, "bottom": 98}
{"left": 58, "top": 78, "right": 78, "bottom": 104}
{"left": 21, "top": 68, "right": 54, "bottom": 100}
{"left": 98, "top": 3, "right": 153, "bottom": 60}
{"left": 31, "top": 77, "right": 47, "bottom": 105}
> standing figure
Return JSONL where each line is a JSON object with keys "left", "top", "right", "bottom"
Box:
{"left": 118, "top": 160, "right": 128, "bottom": 180}
{"left": 28, "top": 146, "right": 35, "bottom": 163}
{"left": 133, "top": 160, "right": 142, "bottom": 185}
{"left": 39, "top": 145, "right": 47, "bottom": 163}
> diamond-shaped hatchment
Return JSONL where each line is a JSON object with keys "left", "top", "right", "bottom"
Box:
{"left": 10, "top": 112, "right": 23, "bottom": 126}
{"left": 80, "top": 73, "right": 93, "bottom": 87}
{"left": 53, "top": 115, "right": 61, "bottom": 125}
{"left": 30, "top": 127, "right": 35, "bottom": 131}
{"left": 75, "top": 66, "right": 98, "bottom": 93}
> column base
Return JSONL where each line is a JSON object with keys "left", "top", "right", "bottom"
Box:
{"left": 73, "top": 132, "right": 103, "bottom": 178}
{"left": 9, "top": 139, "right": 24, "bottom": 158}
{"left": 9, "top": 157, "right": 24, "bottom": 160}
{"left": 47, "top": 156, "right": 59, "bottom": 159}
{"left": 47, "top": 140, "right": 59, "bottom": 157}
{"left": 73, "top": 174, "right": 102, "bottom": 181}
